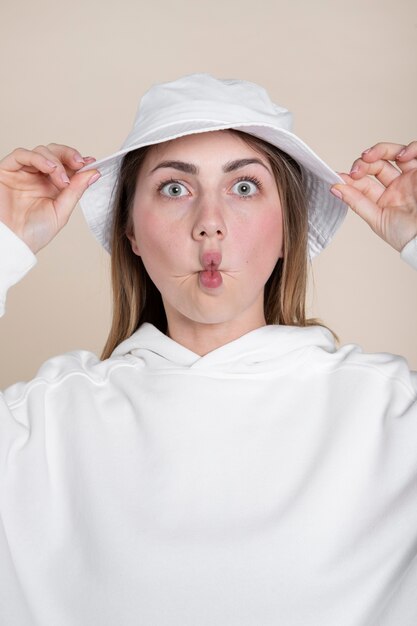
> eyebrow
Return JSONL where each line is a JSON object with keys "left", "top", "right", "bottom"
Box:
{"left": 149, "top": 158, "right": 271, "bottom": 176}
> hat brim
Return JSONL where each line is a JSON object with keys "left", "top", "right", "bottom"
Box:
{"left": 78, "top": 120, "right": 347, "bottom": 257}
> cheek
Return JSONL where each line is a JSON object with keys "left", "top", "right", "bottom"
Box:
{"left": 135, "top": 214, "right": 157, "bottom": 253}
{"left": 266, "top": 211, "right": 284, "bottom": 260}
{"left": 237, "top": 208, "right": 283, "bottom": 269}
{"left": 133, "top": 211, "right": 183, "bottom": 276}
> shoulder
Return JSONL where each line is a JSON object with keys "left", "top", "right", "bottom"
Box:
{"left": 307, "top": 337, "right": 417, "bottom": 402}
{"left": 3, "top": 349, "right": 139, "bottom": 408}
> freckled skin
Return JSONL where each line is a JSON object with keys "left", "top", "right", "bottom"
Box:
{"left": 127, "top": 130, "right": 284, "bottom": 353}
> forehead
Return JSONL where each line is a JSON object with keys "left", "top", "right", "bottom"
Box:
{"left": 142, "top": 129, "right": 268, "bottom": 168}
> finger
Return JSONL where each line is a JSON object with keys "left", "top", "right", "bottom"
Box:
{"left": 355, "top": 144, "right": 417, "bottom": 174}
{"left": 32, "top": 144, "right": 85, "bottom": 187}
{"left": 33, "top": 143, "right": 96, "bottom": 175}
{"left": 349, "top": 157, "right": 401, "bottom": 187}
{"left": 53, "top": 169, "right": 101, "bottom": 228}
{"left": 0, "top": 147, "right": 59, "bottom": 175}
{"left": 338, "top": 172, "right": 385, "bottom": 204}
{"left": 43, "top": 143, "right": 88, "bottom": 170}
{"left": 331, "top": 183, "right": 381, "bottom": 232}
{"left": 30, "top": 148, "right": 71, "bottom": 187}
{"left": 395, "top": 140, "right": 417, "bottom": 163}
{"left": 360, "top": 141, "right": 417, "bottom": 173}
{"left": 393, "top": 158, "right": 417, "bottom": 173}
{"left": 361, "top": 142, "right": 406, "bottom": 163}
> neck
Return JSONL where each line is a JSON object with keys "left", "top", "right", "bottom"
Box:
{"left": 165, "top": 306, "right": 266, "bottom": 356}
{"left": 167, "top": 320, "right": 266, "bottom": 356}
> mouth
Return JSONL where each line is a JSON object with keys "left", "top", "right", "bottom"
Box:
{"left": 201, "top": 251, "right": 222, "bottom": 269}
{"left": 199, "top": 251, "right": 223, "bottom": 289}
{"left": 199, "top": 266, "right": 223, "bottom": 289}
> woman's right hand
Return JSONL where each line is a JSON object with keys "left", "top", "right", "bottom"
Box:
{"left": 0, "top": 143, "right": 101, "bottom": 254}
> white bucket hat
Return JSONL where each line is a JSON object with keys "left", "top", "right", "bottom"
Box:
{"left": 79, "top": 73, "right": 347, "bottom": 258}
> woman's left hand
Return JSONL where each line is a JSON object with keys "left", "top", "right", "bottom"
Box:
{"left": 331, "top": 141, "right": 417, "bottom": 252}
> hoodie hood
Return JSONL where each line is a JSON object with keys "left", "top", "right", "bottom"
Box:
{"left": 111, "top": 322, "right": 337, "bottom": 374}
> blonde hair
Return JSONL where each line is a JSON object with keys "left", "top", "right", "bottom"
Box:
{"left": 101, "top": 129, "right": 332, "bottom": 360}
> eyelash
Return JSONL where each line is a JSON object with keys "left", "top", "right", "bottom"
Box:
{"left": 156, "top": 175, "right": 263, "bottom": 197}
{"left": 234, "top": 175, "right": 263, "bottom": 195}
{"left": 156, "top": 178, "right": 184, "bottom": 194}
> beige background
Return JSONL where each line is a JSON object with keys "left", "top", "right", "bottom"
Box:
{"left": 0, "top": 0, "right": 416, "bottom": 388}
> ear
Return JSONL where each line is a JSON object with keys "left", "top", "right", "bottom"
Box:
{"left": 126, "top": 230, "right": 141, "bottom": 257}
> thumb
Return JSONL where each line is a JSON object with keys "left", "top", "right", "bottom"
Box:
{"left": 54, "top": 169, "right": 101, "bottom": 227}
{"left": 331, "top": 183, "right": 381, "bottom": 233}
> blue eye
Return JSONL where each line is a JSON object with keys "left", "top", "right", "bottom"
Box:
{"left": 159, "top": 181, "right": 189, "bottom": 197}
{"left": 231, "top": 177, "right": 261, "bottom": 197}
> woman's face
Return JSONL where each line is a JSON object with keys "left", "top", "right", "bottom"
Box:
{"left": 128, "top": 130, "right": 283, "bottom": 331}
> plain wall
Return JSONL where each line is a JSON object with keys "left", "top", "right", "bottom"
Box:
{"left": 0, "top": 0, "right": 416, "bottom": 388}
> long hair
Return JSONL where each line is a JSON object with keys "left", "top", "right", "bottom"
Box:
{"left": 100, "top": 129, "right": 332, "bottom": 359}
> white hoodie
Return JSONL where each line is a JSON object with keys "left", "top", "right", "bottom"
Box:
{"left": 1, "top": 221, "right": 417, "bottom": 626}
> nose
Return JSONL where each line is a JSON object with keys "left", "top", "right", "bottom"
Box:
{"left": 191, "top": 197, "right": 227, "bottom": 241}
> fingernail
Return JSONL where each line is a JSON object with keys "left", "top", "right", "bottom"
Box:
{"left": 61, "top": 172, "right": 70, "bottom": 184}
{"left": 331, "top": 187, "right": 343, "bottom": 199}
{"left": 83, "top": 156, "right": 96, "bottom": 162}
{"left": 396, "top": 148, "right": 406, "bottom": 159}
{"left": 73, "top": 153, "right": 85, "bottom": 164}
{"left": 87, "top": 172, "right": 101, "bottom": 186}
{"left": 350, "top": 166, "right": 359, "bottom": 174}
{"left": 46, "top": 160, "right": 57, "bottom": 168}
{"left": 362, "top": 147, "right": 372, "bottom": 155}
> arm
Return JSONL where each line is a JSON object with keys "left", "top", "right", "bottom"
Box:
{"left": 0, "top": 144, "right": 100, "bottom": 315}
{"left": 0, "top": 221, "right": 36, "bottom": 317}
{"left": 0, "top": 144, "right": 100, "bottom": 255}
{"left": 330, "top": 140, "right": 417, "bottom": 267}
{"left": 0, "top": 144, "right": 102, "bottom": 463}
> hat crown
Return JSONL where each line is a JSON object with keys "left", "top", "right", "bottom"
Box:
{"left": 79, "top": 72, "right": 346, "bottom": 257}
{"left": 129, "top": 73, "right": 293, "bottom": 141}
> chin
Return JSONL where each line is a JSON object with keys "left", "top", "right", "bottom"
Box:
{"left": 176, "top": 300, "right": 257, "bottom": 327}
{"left": 182, "top": 310, "right": 237, "bottom": 326}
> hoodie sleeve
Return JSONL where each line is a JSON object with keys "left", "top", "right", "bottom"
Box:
{"left": 0, "top": 221, "right": 37, "bottom": 318}
{"left": 400, "top": 236, "right": 417, "bottom": 271}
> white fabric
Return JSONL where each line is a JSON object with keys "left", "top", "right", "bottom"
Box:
{"left": 0, "top": 222, "right": 36, "bottom": 317}
{"left": 401, "top": 235, "right": 417, "bottom": 270}
{"left": 1, "top": 224, "right": 417, "bottom": 626}
{"left": 78, "top": 73, "right": 348, "bottom": 257}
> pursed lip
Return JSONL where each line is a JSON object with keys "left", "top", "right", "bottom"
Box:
{"left": 200, "top": 250, "right": 222, "bottom": 271}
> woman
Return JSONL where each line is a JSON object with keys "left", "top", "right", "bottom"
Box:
{"left": 0, "top": 74, "right": 416, "bottom": 625}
